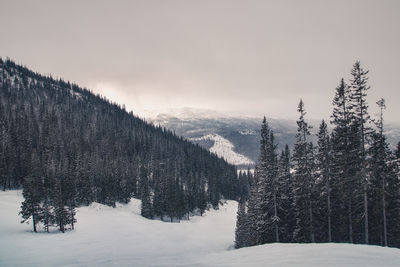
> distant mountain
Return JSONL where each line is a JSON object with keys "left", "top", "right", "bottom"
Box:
{"left": 146, "top": 108, "right": 400, "bottom": 168}
{"left": 145, "top": 109, "right": 297, "bottom": 168}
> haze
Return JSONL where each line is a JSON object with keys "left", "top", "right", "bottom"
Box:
{"left": 1, "top": 0, "right": 399, "bottom": 123}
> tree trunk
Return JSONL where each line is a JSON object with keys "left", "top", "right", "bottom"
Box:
{"left": 32, "top": 213, "right": 37, "bottom": 233}
{"left": 60, "top": 222, "right": 64, "bottom": 233}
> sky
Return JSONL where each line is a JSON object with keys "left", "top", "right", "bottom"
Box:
{"left": 1, "top": 0, "right": 399, "bottom": 122}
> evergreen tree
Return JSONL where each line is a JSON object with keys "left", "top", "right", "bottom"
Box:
{"left": 315, "top": 120, "right": 332, "bottom": 242}
{"left": 235, "top": 200, "right": 249, "bottom": 248}
{"left": 19, "top": 153, "right": 42, "bottom": 232}
{"left": 246, "top": 165, "right": 262, "bottom": 247}
{"left": 245, "top": 117, "right": 282, "bottom": 245}
{"left": 349, "top": 61, "right": 371, "bottom": 244}
{"left": 292, "top": 99, "right": 315, "bottom": 243}
{"left": 330, "top": 78, "right": 360, "bottom": 243}
{"left": 278, "top": 145, "right": 294, "bottom": 242}
{"left": 368, "top": 98, "right": 400, "bottom": 247}
{"left": 245, "top": 117, "right": 280, "bottom": 245}
{"left": 53, "top": 171, "right": 69, "bottom": 233}
{"left": 257, "top": 118, "right": 280, "bottom": 243}
{"left": 139, "top": 165, "right": 152, "bottom": 219}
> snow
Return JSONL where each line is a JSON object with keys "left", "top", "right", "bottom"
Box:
{"left": 190, "top": 134, "right": 254, "bottom": 166}
{"left": 194, "top": 243, "right": 400, "bottom": 267}
{"left": 1, "top": 190, "right": 400, "bottom": 266}
{"left": 238, "top": 129, "right": 256, "bottom": 135}
{"left": 0, "top": 190, "right": 236, "bottom": 266}
{"left": 139, "top": 107, "right": 229, "bottom": 120}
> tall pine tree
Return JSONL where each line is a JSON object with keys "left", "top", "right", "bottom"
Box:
{"left": 315, "top": 120, "right": 332, "bottom": 242}
{"left": 349, "top": 61, "right": 371, "bottom": 244}
{"left": 292, "top": 99, "right": 315, "bottom": 243}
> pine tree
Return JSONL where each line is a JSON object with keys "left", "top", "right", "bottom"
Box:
{"left": 237, "top": 171, "right": 251, "bottom": 201}
{"left": 315, "top": 120, "right": 332, "bottom": 242}
{"left": 19, "top": 153, "right": 42, "bottom": 232}
{"left": 385, "top": 152, "right": 400, "bottom": 247}
{"left": 367, "top": 98, "right": 400, "bottom": 247}
{"left": 278, "top": 144, "right": 294, "bottom": 242}
{"left": 65, "top": 160, "right": 77, "bottom": 230}
{"left": 139, "top": 165, "right": 152, "bottom": 219}
{"left": 235, "top": 200, "right": 249, "bottom": 248}
{"left": 269, "top": 132, "right": 280, "bottom": 243}
{"left": 245, "top": 117, "right": 280, "bottom": 245}
{"left": 292, "top": 99, "right": 315, "bottom": 243}
{"left": 330, "top": 78, "right": 360, "bottom": 243}
{"left": 257, "top": 118, "right": 280, "bottom": 243}
{"left": 349, "top": 61, "right": 371, "bottom": 244}
{"left": 246, "top": 165, "right": 262, "bottom": 246}
{"left": 53, "top": 171, "right": 68, "bottom": 233}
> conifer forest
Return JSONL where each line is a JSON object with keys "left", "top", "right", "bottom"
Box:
{"left": 235, "top": 61, "right": 400, "bottom": 249}
{"left": 0, "top": 58, "right": 238, "bottom": 232}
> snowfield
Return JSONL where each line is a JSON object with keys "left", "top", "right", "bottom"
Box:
{"left": 1, "top": 191, "right": 400, "bottom": 266}
{"left": 190, "top": 134, "right": 254, "bottom": 166}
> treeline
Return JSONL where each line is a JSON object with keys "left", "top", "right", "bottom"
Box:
{"left": 235, "top": 62, "right": 400, "bottom": 248}
{"left": 0, "top": 58, "right": 238, "bottom": 232}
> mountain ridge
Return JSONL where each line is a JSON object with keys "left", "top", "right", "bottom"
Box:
{"left": 145, "top": 107, "right": 400, "bottom": 167}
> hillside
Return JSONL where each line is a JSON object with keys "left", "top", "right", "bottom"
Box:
{"left": 1, "top": 191, "right": 400, "bottom": 266}
{"left": 0, "top": 59, "right": 238, "bottom": 225}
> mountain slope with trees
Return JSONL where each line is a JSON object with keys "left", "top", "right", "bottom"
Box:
{"left": 0, "top": 58, "right": 238, "bottom": 232}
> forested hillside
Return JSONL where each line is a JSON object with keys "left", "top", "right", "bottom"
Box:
{"left": 0, "top": 58, "right": 238, "bottom": 232}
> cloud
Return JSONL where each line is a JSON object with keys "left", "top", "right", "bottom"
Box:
{"left": 1, "top": 0, "right": 399, "bottom": 122}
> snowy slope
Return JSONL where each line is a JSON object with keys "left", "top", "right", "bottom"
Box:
{"left": 0, "top": 190, "right": 237, "bottom": 267}
{"left": 1, "top": 191, "right": 400, "bottom": 266}
{"left": 190, "top": 134, "right": 254, "bottom": 166}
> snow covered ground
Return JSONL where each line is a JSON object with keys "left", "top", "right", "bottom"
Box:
{"left": 190, "top": 134, "right": 254, "bottom": 166}
{"left": 1, "top": 190, "right": 400, "bottom": 266}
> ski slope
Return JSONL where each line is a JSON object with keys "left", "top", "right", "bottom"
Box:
{"left": 190, "top": 134, "right": 254, "bottom": 166}
{"left": 1, "top": 190, "right": 400, "bottom": 266}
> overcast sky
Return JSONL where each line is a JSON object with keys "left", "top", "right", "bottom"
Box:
{"left": 1, "top": 0, "right": 399, "bottom": 122}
